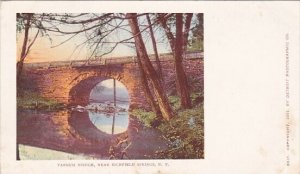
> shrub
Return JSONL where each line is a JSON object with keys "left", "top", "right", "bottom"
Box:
{"left": 131, "top": 109, "right": 157, "bottom": 127}
{"left": 131, "top": 97, "right": 204, "bottom": 159}
{"left": 155, "top": 105, "right": 204, "bottom": 159}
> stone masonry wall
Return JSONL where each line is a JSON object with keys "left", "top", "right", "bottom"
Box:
{"left": 22, "top": 59, "right": 203, "bottom": 109}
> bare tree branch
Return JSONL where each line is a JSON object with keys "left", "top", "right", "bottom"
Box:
{"left": 50, "top": 33, "right": 78, "bottom": 48}
{"left": 36, "top": 17, "right": 115, "bottom": 34}
{"left": 24, "top": 29, "right": 40, "bottom": 57}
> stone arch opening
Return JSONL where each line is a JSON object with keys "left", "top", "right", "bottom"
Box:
{"left": 69, "top": 76, "right": 131, "bottom": 135}
{"left": 69, "top": 75, "right": 131, "bottom": 107}
{"left": 89, "top": 79, "right": 130, "bottom": 107}
{"left": 87, "top": 79, "right": 130, "bottom": 135}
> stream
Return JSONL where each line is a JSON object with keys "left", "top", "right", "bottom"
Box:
{"left": 17, "top": 106, "right": 167, "bottom": 160}
{"left": 17, "top": 79, "right": 168, "bottom": 160}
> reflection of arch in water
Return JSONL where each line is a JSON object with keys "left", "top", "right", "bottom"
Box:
{"left": 88, "top": 111, "right": 129, "bottom": 135}
{"left": 68, "top": 111, "right": 128, "bottom": 145}
{"left": 88, "top": 79, "right": 130, "bottom": 135}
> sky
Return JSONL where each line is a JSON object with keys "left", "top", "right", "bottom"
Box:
{"left": 16, "top": 14, "right": 172, "bottom": 63}
{"left": 89, "top": 79, "right": 130, "bottom": 102}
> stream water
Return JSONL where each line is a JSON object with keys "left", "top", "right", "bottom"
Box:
{"left": 17, "top": 79, "right": 168, "bottom": 160}
{"left": 17, "top": 109, "right": 168, "bottom": 160}
{"left": 87, "top": 102, "right": 129, "bottom": 135}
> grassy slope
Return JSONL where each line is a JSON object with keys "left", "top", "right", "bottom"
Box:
{"left": 131, "top": 93, "right": 204, "bottom": 159}
{"left": 17, "top": 90, "right": 64, "bottom": 110}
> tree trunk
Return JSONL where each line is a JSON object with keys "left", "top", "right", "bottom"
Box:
{"left": 146, "top": 14, "right": 163, "bottom": 83}
{"left": 183, "top": 13, "right": 193, "bottom": 53}
{"left": 158, "top": 14, "right": 175, "bottom": 52}
{"left": 127, "top": 13, "right": 174, "bottom": 120}
{"left": 136, "top": 49, "right": 162, "bottom": 118}
{"left": 175, "top": 13, "right": 192, "bottom": 109}
{"left": 17, "top": 13, "right": 33, "bottom": 82}
{"left": 16, "top": 143, "right": 20, "bottom": 160}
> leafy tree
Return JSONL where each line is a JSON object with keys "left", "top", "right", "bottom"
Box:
{"left": 157, "top": 13, "right": 194, "bottom": 109}
{"left": 188, "top": 13, "right": 203, "bottom": 51}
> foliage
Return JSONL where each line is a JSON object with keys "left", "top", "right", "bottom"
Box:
{"left": 188, "top": 38, "right": 203, "bottom": 52}
{"left": 155, "top": 104, "right": 204, "bottom": 159}
{"left": 17, "top": 90, "right": 64, "bottom": 110}
{"left": 188, "top": 13, "right": 204, "bottom": 51}
{"left": 169, "top": 91, "right": 203, "bottom": 110}
{"left": 16, "top": 14, "right": 25, "bottom": 33}
{"left": 93, "top": 85, "right": 107, "bottom": 94}
{"left": 131, "top": 109, "right": 157, "bottom": 127}
{"left": 168, "top": 95, "right": 181, "bottom": 111}
{"left": 131, "top": 94, "right": 204, "bottom": 159}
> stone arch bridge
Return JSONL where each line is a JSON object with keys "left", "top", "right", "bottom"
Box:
{"left": 22, "top": 52, "right": 203, "bottom": 109}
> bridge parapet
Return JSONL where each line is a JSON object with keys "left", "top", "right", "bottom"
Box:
{"left": 24, "top": 51, "right": 203, "bottom": 69}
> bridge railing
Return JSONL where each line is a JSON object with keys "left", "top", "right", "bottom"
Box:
{"left": 104, "top": 51, "right": 203, "bottom": 65}
{"left": 24, "top": 51, "right": 203, "bottom": 68}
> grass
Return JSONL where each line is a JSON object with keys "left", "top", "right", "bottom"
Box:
{"left": 17, "top": 75, "right": 65, "bottom": 111}
{"left": 131, "top": 93, "right": 204, "bottom": 159}
{"left": 156, "top": 104, "right": 204, "bottom": 159}
{"left": 131, "top": 109, "right": 157, "bottom": 127}
{"left": 17, "top": 90, "right": 65, "bottom": 110}
{"left": 168, "top": 95, "right": 181, "bottom": 111}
